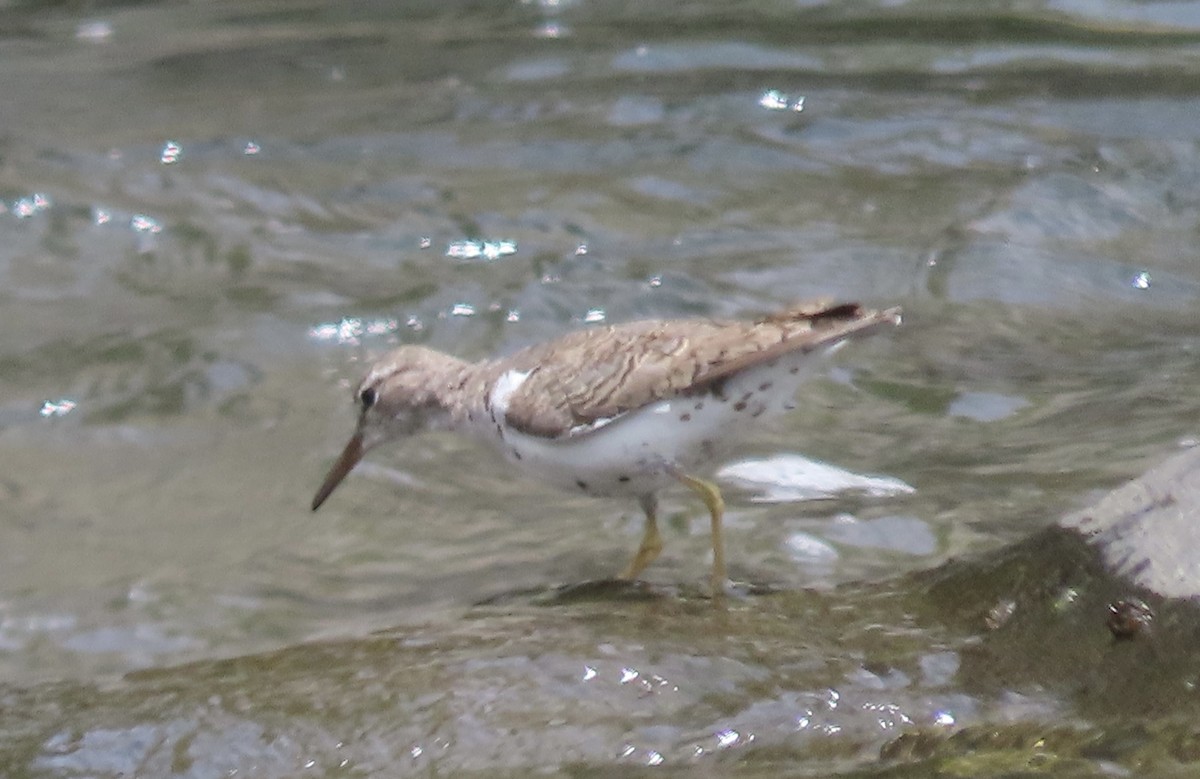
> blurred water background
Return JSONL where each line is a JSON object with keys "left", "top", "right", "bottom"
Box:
{"left": 2, "top": 0, "right": 1200, "bottom": 775}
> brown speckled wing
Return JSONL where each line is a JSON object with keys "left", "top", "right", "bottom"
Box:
{"left": 497, "top": 301, "right": 900, "bottom": 440}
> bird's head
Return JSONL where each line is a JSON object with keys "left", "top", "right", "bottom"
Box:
{"left": 310, "top": 345, "right": 467, "bottom": 510}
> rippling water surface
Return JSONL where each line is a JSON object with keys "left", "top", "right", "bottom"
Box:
{"left": 3, "top": 0, "right": 1200, "bottom": 775}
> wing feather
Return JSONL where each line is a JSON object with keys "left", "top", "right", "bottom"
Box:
{"left": 495, "top": 301, "right": 899, "bottom": 439}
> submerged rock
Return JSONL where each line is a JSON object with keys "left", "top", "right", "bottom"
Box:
{"left": 1063, "top": 445, "right": 1200, "bottom": 600}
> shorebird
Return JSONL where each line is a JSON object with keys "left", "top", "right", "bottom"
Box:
{"left": 312, "top": 300, "right": 901, "bottom": 592}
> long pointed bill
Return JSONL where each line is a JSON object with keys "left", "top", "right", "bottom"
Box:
{"left": 311, "top": 431, "right": 365, "bottom": 511}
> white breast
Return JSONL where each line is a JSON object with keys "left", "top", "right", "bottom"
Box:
{"left": 489, "top": 368, "right": 531, "bottom": 418}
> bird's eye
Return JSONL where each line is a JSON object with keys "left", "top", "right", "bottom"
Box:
{"left": 359, "top": 387, "right": 377, "bottom": 409}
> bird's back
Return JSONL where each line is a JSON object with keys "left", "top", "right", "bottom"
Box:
{"left": 493, "top": 301, "right": 898, "bottom": 440}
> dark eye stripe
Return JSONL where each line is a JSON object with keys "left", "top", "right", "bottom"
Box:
{"left": 360, "top": 387, "right": 377, "bottom": 408}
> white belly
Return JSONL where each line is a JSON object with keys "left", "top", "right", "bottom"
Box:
{"left": 481, "top": 348, "right": 823, "bottom": 498}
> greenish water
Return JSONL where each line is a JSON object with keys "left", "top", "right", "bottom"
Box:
{"left": 2, "top": 0, "right": 1200, "bottom": 775}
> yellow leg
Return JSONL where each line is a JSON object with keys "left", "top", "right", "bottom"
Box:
{"left": 670, "top": 470, "right": 727, "bottom": 593}
{"left": 618, "top": 495, "right": 663, "bottom": 581}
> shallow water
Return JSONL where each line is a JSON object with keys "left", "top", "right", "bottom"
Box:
{"left": 2, "top": 0, "right": 1200, "bottom": 775}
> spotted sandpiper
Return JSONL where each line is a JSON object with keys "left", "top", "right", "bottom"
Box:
{"left": 312, "top": 300, "right": 901, "bottom": 592}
